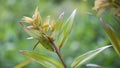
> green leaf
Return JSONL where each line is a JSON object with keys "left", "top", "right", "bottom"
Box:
{"left": 15, "top": 60, "right": 33, "bottom": 68}
{"left": 39, "top": 35, "right": 55, "bottom": 51}
{"left": 58, "top": 9, "right": 77, "bottom": 48}
{"left": 55, "top": 12, "right": 64, "bottom": 32}
{"left": 20, "top": 50, "right": 64, "bottom": 68}
{"left": 100, "top": 18, "right": 120, "bottom": 56}
{"left": 71, "top": 45, "right": 111, "bottom": 68}
{"left": 20, "top": 22, "right": 54, "bottom": 51}
{"left": 52, "top": 12, "right": 64, "bottom": 45}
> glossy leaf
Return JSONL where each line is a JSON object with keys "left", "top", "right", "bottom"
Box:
{"left": 71, "top": 45, "right": 111, "bottom": 68}
{"left": 100, "top": 18, "right": 120, "bottom": 56}
{"left": 15, "top": 60, "right": 33, "bottom": 68}
{"left": 20, "top": 50, "right": 64, "bottom": 68}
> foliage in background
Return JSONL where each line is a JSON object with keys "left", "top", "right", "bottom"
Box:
{"left": 93, "top": 0, "right": 120, "bottom": 16}
{"left": 100, "top": 18, "right": 120, "bottom": 56}
{"left": 93, "top": 0, "right": 120, "bottom": 56}
{"left": 0, "top": 0, "right": 120, "bottom": 68}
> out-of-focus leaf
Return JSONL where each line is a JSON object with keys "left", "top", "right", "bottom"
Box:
{"left": 100, "top": 18, "right": 120, "bottom": 56}
{"left": 110, "top": 8, "right": 120, "bottom": 15}
{"left": 20, "top": 50, "right": 64, "bottom": 68}
{"left": 71, "top": 45, "right": 111, "bottom": 68}
{"left": 96, "top": 8, "right": 106, "bottom": 16}
{"left": 15, "top": 60, "right": 33, "bottom": 68}
{"left": 86, "top": 63, "right": 102, "bottom": 68}
{"left": 92, "top": 0, "right": 112, "bottom": 16}
{"left": 58, "top": 9, "right": 77, "bottom": 48}
{"left": 27, "top": 37, "right": 34, "bottom": 39}
{"left": 20, "top": 22, "right": 54, "bottom": 51}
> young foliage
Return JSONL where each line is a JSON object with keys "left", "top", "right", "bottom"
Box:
{"left": 71, "top": 45, "right": 111, "bottom": 68}
{"left": 57, "top": 9, "right": 76, "bottom": 48}
{"left": 100, "top": 18, "right": 120, "bottom": 56}
{"left": 20, "top": 8, "right": 76, "bottom": 52}
{"left": 19, "top": 50, "right": 64, "bottom": 68}
{"left": 19, "top": 8, "right": 77, "bottom": 68}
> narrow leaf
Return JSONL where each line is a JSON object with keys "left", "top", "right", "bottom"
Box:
{"left": 55, "top": 12, "right": 64, "bottom": 31}
{"left": 20, "top": 50, "right": 64, "bottom": 68}
{"left": 52, "top": 12, "right": 64, "bottom": 40}
{"left": 15, "top": 60, "right": 33, "bottom": 68}
{"left": 100, "top": 18, "right": 120, "bottom": 56}
{"left": 58, "top": 9, "right": 77, "bottom": 48}
{"left": 71, "top": 45, "right": 111, "bottom": 68}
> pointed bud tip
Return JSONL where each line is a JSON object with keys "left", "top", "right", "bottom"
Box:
{"left": 71, "top": 9, "right": 77, "bottom": 17}
{"left": 59, "top": 12, "right": 64, "bottom": 19}
{"left": 69, "top": 9, "right": 77, "bottom": 19}
{"left": 73, "top": 8, "right": 77, "bottom": 13}
{"left": 99, "top": 18, "right": 106, "bottom": 25}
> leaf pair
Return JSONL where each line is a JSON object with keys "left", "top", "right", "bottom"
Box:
{"left": 54, "top": 9, "right": 77, "bottom": 48}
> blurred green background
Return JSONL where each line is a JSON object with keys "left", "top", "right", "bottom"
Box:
{"left": 0, "top": 0, "right": 120, "bottom": 68}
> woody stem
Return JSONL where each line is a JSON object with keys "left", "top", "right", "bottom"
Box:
{"left": 54, "top": 44, "right": 67, "bottom": 68}
{"left": 48, "top": 37, "right": 67, "bottom": 68}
